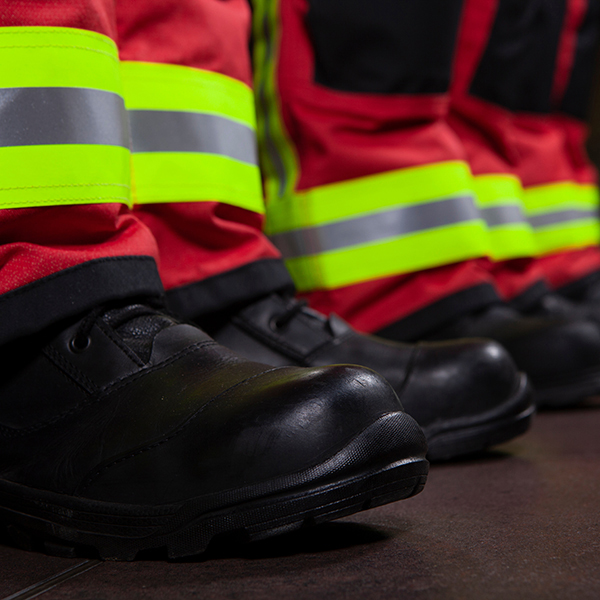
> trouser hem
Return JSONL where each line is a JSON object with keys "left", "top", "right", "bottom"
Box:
{"left": 508, "top": 281, "right": 550, "bottom": 312}
{"left": 375, "top": 283, "right": 501, "bottom": 342}
{"left": 166, "top": 258, "right": 295, "bottom": 320}
{"left": 557, "top": 268, "right": 600, "bottom": 300}
{"left": 0, "top": 256, "right": 163, "bottom": 347}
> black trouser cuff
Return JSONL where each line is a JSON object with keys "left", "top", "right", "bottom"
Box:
{"left": 508, "top": 281, "right": 550, "bottom": 312}
{"left": 166, "top": 258, "right": 295, "bottom": 320}
{"left": 557, "top": 269, "right": 600, "bottom": 300}
{"left": 375, "top": 283, "right": 501, "bottom": 342}
{"left": 0, "top": 256, "right": 164, "bottom": 347}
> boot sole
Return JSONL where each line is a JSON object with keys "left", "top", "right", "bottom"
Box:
{"left": 423, "top": 374, "right": 535, "bottom": 461}
{"left": 534, "top": 368, "right": 600, "bottom": 408}
{"left": 0, "top": 412, "right": 428, "bottom": 561}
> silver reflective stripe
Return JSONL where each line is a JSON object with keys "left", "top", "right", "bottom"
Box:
{"left": 0, "top": 87, "right": 129, "bottom": 148}
{"left": 528, "top": 209, "right": 598, "bottom": 229}
{"left": 480, "top": 204, "right": 526, "bottom": 228}
{"left": 270, "top": 194, "right": 480, "bottom": 259}
{"left": 128, "top": 110, "right": 258, "bottom": 165}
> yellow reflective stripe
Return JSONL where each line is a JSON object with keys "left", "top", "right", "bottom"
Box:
{"left": 0, "top": 27, "right": 120, "bottom": 92}
{"left": 265, "top": 161, "right": 474, "bottom": 235}
{"left": 523, "top": 181, "right": 598, "bottom": 212}
{"left": 285, "top": 222, "right": 489, "bottom": 292}
{"left": 270, "top": 194, "right": 482, "bottom": 259}
{"left": 266, "top": 161, "right": 488, "bottom": 290}
{"left": 522, "top": 181, "right": 600, "bottom": 254}
{"left": 122, "top": 61, "right": 264, "bottom": 213}
{"left": 0, "top": 28, "right": 130, "bottom": 209}
{"left": 252, "top": 0, "right": 300, "bottom": 201}
{"left": 0, "top": 145, "right": 131, "bottom": 209}
{"left": 131, "top": 153, "right": 263, "bottom": 212}
{"left": 575, "top": 183, "right": 599, "bottom": 206}
{"left": 471, "top": 174, "right": 536, "bottom": 260}
{"left": 486, "top": 226, "right": 536, "bottom": 261}
{"left": 535, "top": 222, "right": 600, "bottom": 255}
{"left": 472, "top": 173, "right": 523, "bottom": 207}
{"left": 120, "top": 61, "right": 255, "bottom": 128}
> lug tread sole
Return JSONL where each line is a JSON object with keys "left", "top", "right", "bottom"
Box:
{"left": 0, "top": 412, "right": 428, "bottom": 560}
{"left": 1, "top": 460, "right": 427, "bottom": 561}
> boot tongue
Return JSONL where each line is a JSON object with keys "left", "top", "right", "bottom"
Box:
{"left": 102, "top": 304, "right": 176, "bottom": 363}
{"left": 273, "top": 293, "right": 350, "bottom": 338}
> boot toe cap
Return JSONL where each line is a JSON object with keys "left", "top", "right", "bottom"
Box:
{"left": 399, "top": 339, "right": 521, "bottom": 427}
{"left": 82, "top": 364, "right": 426, "bottom": 503}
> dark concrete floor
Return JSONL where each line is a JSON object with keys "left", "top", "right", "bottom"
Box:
{"left": 2, "top": 403, "right": 600, "bottom": 600}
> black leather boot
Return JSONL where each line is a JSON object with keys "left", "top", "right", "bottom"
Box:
{"left": 197, "top": 294, "right": 534, "bottom": 461}
{"left": 549, "top": 270, "right": 600, "bottom": 326}
{"left": 386, "top": 302, "right": 600, "bottom": 409}
{"left": 0, "top": 302, "right": 428, "bottom": 560}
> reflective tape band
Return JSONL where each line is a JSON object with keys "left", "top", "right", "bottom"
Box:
{"left": 0, "top": 27, "right": 130, "bottom": 209}
{"left": 473, "top": 174, "right": 526, "bottom": 227}
{"left": 472, "top": 173, "right": 523, "bottom": 206}
{"left": 266, "top": 161, "right": 477, "bottom": 234}
{"left": 523, "top": 182, "right": 600, "bottom": 254}
{"left": 0, "top": 27, "right": 120, "bottom": 90}
{"left": 270, "top": 195, "right": 481, "bottom": 259}
{"left": 528, "top": 206, "right": 600, "bottom": 255}
{"left": 471, "top": 174, "right": 536, "bottom": 260}
{"left": 533, "top": 222, "right": 600, "bottom": 255}
{"left": 131, "top": 153, "right": 263, "bottom": 211}
{"left": 523, "top": 181, "right": 598, "bottom": 211}
{"left": 528, "top": 208, "right": 598, "bottom": 229}
{"left": 480, "top": 204, "right": 526, "bottom": 227}
{"left": 0, "top": 145, "right": 131, "bottom": 208}
{"left": 265, "top": 161, "right": 489, "bottom": 290}
{"left": 128, "top": 110, "right": 257, "bottom": 164}
{"left": 120, "top": 61, "right": 255, "bottom": 127}
{"left": 0, "top": 87, "right": 128, "bottom": 148}
{"left": 481, "top": 213, "right": 536, "bottom": 260}
{"left": 121, "top": 61, "right": 264, "bottom": 213}
{"left": 285, "top": 222, "right": 489, "bottom": 292}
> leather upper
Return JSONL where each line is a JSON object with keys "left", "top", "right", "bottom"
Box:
{"left": 535, "top": 290, "right": 600, "bottom": 331}
{"left": 211, "top": 294, "right": 522, "bottom": 428}
{"left": 0, "top": 305, "right": 420, "bottom": 504}
{"left": 426, "top": 304, "right": 600, "bottom": 386}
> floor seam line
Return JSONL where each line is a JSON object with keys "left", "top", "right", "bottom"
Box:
{"left": 1, "top": 559, "right": 102, "bottom": 600}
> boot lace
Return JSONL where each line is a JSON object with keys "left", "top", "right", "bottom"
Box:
{"left": 272, "top": 298, "right": 310, "bottom": 329}
{"left": 69, "top": 299, "right": 166, "bottom": 354}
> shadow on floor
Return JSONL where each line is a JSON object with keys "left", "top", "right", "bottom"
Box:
{"left": 130, "top": 521, "right": 393, "bottom": 563}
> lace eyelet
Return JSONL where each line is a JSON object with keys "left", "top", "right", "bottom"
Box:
{"left": 269, "top": 316, "right": 284, "bottom": 331}
{"left": 69, "top": 335, "right": 91, "bottom": 353}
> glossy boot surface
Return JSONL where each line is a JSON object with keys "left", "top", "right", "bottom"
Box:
{"left": 0, "top": 303, "right": 428, "bottom": 560}
{"left": 413, "top": 303, "right": 600, "bottom": 408}
{"left": 544, "top": 273, "right": 600, "bottom": 327}
{"left": 204, "top": 294, "right": 534, "bottom": 460}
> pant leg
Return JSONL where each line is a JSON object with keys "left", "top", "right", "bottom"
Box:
{"left": 534, "top": 0, "right": 600, "bottom": 289}
{"left": 0, "top": 1, "right": 163, "bottom": 348}
{"left": 251, "top": 0, "right": 499, "bottom": 336}
{"left": 449, "top": 0, "right": 552, "bottom": 306}
{"left": 116, "top": 0, "right": 294, "bottom": 319}
{"left": 451, "top": 0, "right": 600, "bottom": 303}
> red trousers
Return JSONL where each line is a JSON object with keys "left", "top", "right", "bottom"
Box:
{"left": 0, "top": 0, "right": 291, "bottom": 347}
{"left": 450, "top": 0, "right": 600, "bottom": 301}
{"left": 263, "top": 0, "right": 600, "bottom": 320}
{"left": 2, "top": 0, "right": 600, "bottom": 349}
